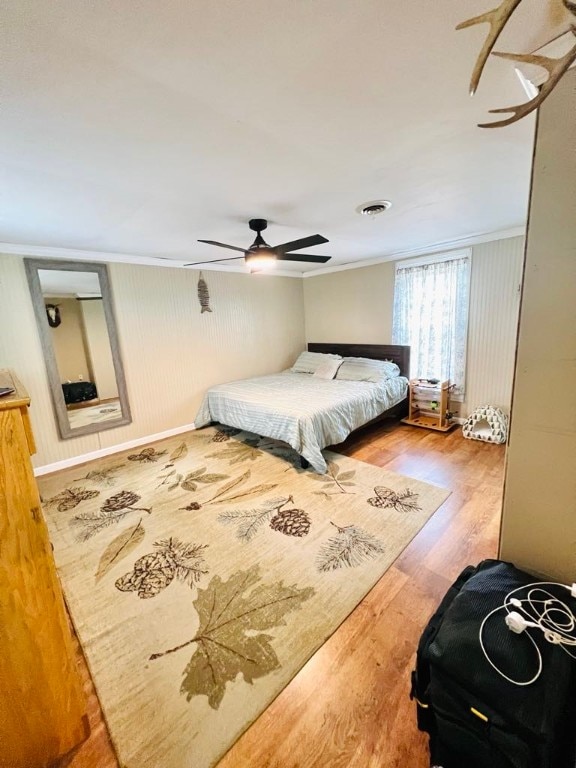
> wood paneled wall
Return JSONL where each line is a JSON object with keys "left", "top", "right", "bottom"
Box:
{"left": 465, "top": 237, "right": 524, "bottom": 414}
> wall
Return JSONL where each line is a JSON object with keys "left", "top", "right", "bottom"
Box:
{"left": 0, "top": 255, "right": 305, "bottom": 468}
{"left": 303, "top": 236, "right": 524, "bottom": 418}
{"left": 303, "top": 261, "right": 395, "bottom": 345}
{"left": 79, "top": 299, "right": 118, "bottom": 400}
{"left": 47, "top": 297, "right": 91, "bottom": 383}
{"left": 465, "top": 238, "right": 524, "bottom": 417}
{"left": 500, "top": 70, "right": 576, "bottom": 582}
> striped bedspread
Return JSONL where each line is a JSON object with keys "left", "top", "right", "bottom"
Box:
{"left": 194, "top": 371, "right": 408, "bottom": 473}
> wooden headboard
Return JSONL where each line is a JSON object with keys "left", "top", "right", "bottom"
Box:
{"left": 307, "top": 343, "right": 410, "bottom": 379}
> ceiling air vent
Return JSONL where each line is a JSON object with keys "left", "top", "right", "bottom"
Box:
{"left": 356, "top": 200, "right": 392, "bottom": 216}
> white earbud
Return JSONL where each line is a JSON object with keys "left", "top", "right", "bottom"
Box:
{"left": 505, "top": 611, "right": 536, "bottom": 634}
{"left": 479, "top": 581, "right": 576, "bottom": 686}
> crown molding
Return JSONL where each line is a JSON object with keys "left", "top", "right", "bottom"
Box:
{"left": 0, "top": 242, "right": 302, "bottom": 279}
{"left": 300, "top": 226, "right": 526, "bottom": 278}
{"left": 1, "top": 225, "right": 526, "bottom": 281}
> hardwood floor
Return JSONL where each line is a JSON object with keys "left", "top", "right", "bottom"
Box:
{"left": 56, "top": 422, "right": 504, "bottom": 768}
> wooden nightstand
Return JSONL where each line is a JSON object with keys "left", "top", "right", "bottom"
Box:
{"left": 402, "top": 379, "right": 456, "bottom": 432}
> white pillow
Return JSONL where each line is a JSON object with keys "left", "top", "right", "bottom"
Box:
{"left": 312, "top": 358, "right": 343, "bottom": 380}
{"left": 335, "top": 357, "right": 400, "bottom": 382}
{"left": 291, "top": 351, "right": 342, "bottom": 374}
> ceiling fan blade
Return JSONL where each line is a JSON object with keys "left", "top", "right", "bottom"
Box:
{"left": 184, "top": 256, "right": 246, "bottom": 266}
{"left": 277, "top": 253, "right": 332, "bottom": 264}
{"left": 274, "top": 234, "right": 329, "bottom": 253}
{"left": 197, "top": 239, "right": 247, "bottom": 253}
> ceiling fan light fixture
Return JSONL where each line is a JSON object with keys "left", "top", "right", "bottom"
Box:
{"left": 245, "top": 250, "right": 277, "bottom": 272}
{"left": 356, "top": 200, "right": 392, "bottom": 216}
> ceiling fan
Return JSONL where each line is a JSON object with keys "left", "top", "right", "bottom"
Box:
{"left": 184, "top": 219, "right": 332, "bottom": 271}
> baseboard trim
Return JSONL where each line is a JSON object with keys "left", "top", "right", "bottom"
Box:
{"left": 34, "top": 422, "right": 197, "bottom": 477}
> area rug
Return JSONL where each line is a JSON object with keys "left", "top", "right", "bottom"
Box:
{"left": 67, "top": 399, "right": 122, "bottom": 428}
{"left": 38, "top": 426, "right": 450, "bottom": 768}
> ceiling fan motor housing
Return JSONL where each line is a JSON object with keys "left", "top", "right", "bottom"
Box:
{"left": 248, "top": 219, "right": 271, "bottom": 250}
{"left": 248, "top": 218, "right": 268, "bottom": 233}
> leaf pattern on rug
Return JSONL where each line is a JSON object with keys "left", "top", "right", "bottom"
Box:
{"left": 210, "top": 426, "right": 241, "bottom": 442}
{"left": 156, "top": 469, "right": 184, "bottom": 491}
{"left": 207, "top": 437, "right": 262, "bottom": 465}
{"left": 309, "top": 461, "right": 357, "bottom": 497}
{"left": 149, "top": 565, "right": 314, "bottom": 709}
{"left": 204, "top": 469, "right": 252, "bottom": 503}
{"left": 177, "top": 469, "right": 277, "bottom": 511}
{"left": 181, "top": 467, "right": 230, "bottom": 492}
{"left": 367, "top": 486, "right": 422, "bottom": 513}
{"left": 168, "top": 442, "right": 188, "bottom": 463}
{"left": 73, "top": 464, "right": 126, "bottom": 487}
{"left": 95, "top": 520, "right": 146, "bottom": 582}
{"left": 218, "top": 496, "right": 305, "bottom": 542}
{"left": 160, "top": 442, "right": 189, "bottom": 471}
{"left": 44, "top": 486, "right": 100, "bottom": 512}
{"left": 115, "top": 538, "right": 209, "bottom": 599}
{"left": 71, "top": 491, "right": 152, "bottom": 541}
{"left": 127, "top": 447, "right": 167, "bottom": 463}
{"left": 208, "top": 480, "right": 277, "bottom": 505}
{"left": 316, "top": 523, "right": 386, "bottom": 572}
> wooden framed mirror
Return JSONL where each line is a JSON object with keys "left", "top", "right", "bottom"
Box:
{"left": 24, "top": 259, "right": 132, "bottom": 439}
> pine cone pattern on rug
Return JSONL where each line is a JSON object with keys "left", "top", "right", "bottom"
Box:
{"left": 101, "top": 490, "right": 151, "bottom": 514}
{"left": 116, "top": 549, "right": 176, "bottom": 598}
{"left": 71, "top": 490, "right": 152, "bottom": 541}
{"left": 218, "top": 495, "right": 309, "bottom": 542}
{"left": 127, "top": 446, "right": 167, "bottom": 463}
{"left": 43, "top": 486, "right": 100, "bottom": 512}
{"left": 115, "top": 538, "right": 209, "bottom": 599}
{"left": 269, "top": 508, "right": 311, "bottom": 537}
{"left": 367, "top": 486, "right": 421, "bottom": 513}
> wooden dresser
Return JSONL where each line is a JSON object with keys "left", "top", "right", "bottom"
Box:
{"left": 0, "top": 370, "right": 88, "bottom": 767}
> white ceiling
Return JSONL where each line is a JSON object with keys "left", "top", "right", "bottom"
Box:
{"left": 38, "top": 269, "right": 102, "bottom": 297}
{"left": 1, "top": 1, "right": 570, "bottom": 274}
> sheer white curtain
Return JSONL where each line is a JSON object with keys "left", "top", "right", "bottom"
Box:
{"left": 392, "top": 254, "right": 471, "bottom": 398}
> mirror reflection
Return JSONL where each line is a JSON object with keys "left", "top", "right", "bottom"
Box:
{"left": 25, "top": 260, "right": 131, "bottom": 438}
{"left": 40, "top": 270, "right": 122, "bottom": 429}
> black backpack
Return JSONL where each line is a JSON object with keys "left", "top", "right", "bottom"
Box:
{"left": 410, "top": 559, "right": 576, "bottom": 768}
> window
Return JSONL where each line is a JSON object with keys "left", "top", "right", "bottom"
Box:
{"left": 392, "top": 251, "right": 471, "bottom": 399}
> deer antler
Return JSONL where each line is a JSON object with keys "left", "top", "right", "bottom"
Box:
{"left": 478, "top": 30, "right": 576, "bottom": 127}
{"left": 456, "top": 0, "right": 523, "bottom": 94}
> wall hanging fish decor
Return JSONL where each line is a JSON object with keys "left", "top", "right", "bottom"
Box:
{"left": 197, "top": 272, "right": 212, "bottom": 314}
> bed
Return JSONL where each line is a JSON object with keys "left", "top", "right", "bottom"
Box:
{"left": 194, "top": 343, "right": 410, "bottom": 473}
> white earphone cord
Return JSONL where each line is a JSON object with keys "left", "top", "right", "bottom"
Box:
{"left": 479, "top": 581, "right": 576, "bottom": 686}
